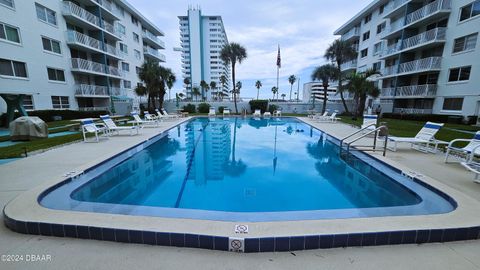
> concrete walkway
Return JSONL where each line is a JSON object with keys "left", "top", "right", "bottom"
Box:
{"left": 1, "top": 117, "right": 480, "bottom": 270}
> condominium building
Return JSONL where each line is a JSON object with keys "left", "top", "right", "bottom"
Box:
{"left": 0, "top": 0, "right": 165, "bottom": 116}
{"left": 179, "top": 7, "right": 230, "bottom": 100}
{"left": 302, "top": 82, "right": 338, "bottom": 103}
{"left": 334, "top": 0, "right": 480, "bottom": 120}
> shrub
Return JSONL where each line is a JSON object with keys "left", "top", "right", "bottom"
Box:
{"left": 249, "top": 100, "right": 268, "bottom": 113}
{"left": 197, "top": 103, "right": 211, "bottom": 113}
{"left": 182, "top": 103, "right": 196, "bottom": 113}
{"left": 381, "top": 113, "right": 478, "bottom": 125}
{"left": 218, "top": 106, "right": 226, "bottom": 114}
{"left": 268, "top": 104, "right": 278, "bottom": 114}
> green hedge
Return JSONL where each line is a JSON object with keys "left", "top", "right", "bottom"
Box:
{"left": 182, "top": 103, "right": 196, "bottom": 113}
{"left": 249, "top": 100, "right": 269, "bottom": 113}
{"left": 218, "top": 106, "right": 226, "bottom": 114}
{"left": 197, "top": 103, "right": 211, "bottom": 113}
{"left": 268, "top": 104, "right": 278, "bottom": 114}
{"left": 381, "top": 113, "right": 477, "bottom": 125}
{"left": 0, "top": 110, "right": 109, "bottom": 126}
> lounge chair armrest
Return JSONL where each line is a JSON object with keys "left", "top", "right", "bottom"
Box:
{"left": 447, "top": 138, "right": 472, "bottom": 148}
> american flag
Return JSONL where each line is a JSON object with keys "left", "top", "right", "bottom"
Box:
{"left": 276, "top": 45, "right": 281, "bottom": 68}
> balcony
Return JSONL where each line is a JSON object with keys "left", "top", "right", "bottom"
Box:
{"left": 71, "top": 58, "right": 123, "bottom": 78}
{"left": 110, "top": 87, "right": 127, "bottom": 96}
{"left": 404, "top": 0, "right": 451, "bottom": 26}
{"left": 380, "top": 57, "right": 442, "bottom": 78}
{"left": 92, "top": 0, "right": 121, "bottom": 20}
{"left": 381, "top": 84, "right": 437, "bottom": 98}
{"left": 142, "top": 31, "right": 165, "bottom": 49}
{"left": 383, "top": 0, "right": 410, "bottom": 18}
{"left": 380, "top": 28, "right": 446, "bottom": 58}
{"left": 66, "top": 30, "right": 122, "bottom": 59}
{"left": 143, "top": 47, "right": 166, "bottom": 62}
{"left": 341, "top": 28, "right": 360, "bottom": 42}
{"left": 393, "top": 108, "right": 433, "bottom": 114}
{"left": 74, "top": 84, "right": 109, "bottom": 98}
{"left": 340, "top": 60, "right": 357, "bottom": 71}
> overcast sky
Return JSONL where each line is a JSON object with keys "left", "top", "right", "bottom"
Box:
{"left": 130, "top": 0, "right": 371, "bottom": 99}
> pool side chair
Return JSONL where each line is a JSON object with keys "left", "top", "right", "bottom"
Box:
{"left": 155, "top": 109, "right": 176, "bottom": 121}
{"left": 208, "top": 107, "right": 216, "bottom": 116}
{"left": 144, "top": 111, "right": 160, "bottom": 121}
{"left": 273, "top": 110, "right": 282, "bottom": 117}
{"left": 223, "top": 108, "right": 231, "bottom": 116}
{"left": 361, "top": 114, "right": 378, "bottom": 131}
{"left": 100, "top": 115, "right": 139, "bottom": 136}
{"left": 445, "top": 131, "right": 480, "bottom": 163}
{"left": 388, "top": 122, "right": 444, "bottom": 153}
{"left": 317, "top": 112, "right": 340, "bottom": 123}
{"left": 461, "top": 160, "right": 480, "bottom": 182}
{"left": 312, "top": 112, "right": 329, "bottom": 121}
{"left": 161, "top": 108, "right": 181, "bottom": 119}
{"left": 253, "top": 109, "right": 261, "bottom": 117}
{"left": 130, "top": 112, "right": 160, "bottom": 128}
{"left": 81, "top": 118, "right": 108, "bottom": 142}
{"left": 263, "top": 111, "right": 271, "bottom": 117}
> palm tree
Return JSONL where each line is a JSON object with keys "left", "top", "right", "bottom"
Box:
{"left": 255, "top": 80, "right": 262, "bottom": 100}
{"left": 137, "top": 59, "right": 161, "bottom": 110}
{"left": 134, "top": 84, "right": 147, "bottom": 109}
{"left": 166, "top": 73, "right": 176, "bottom": 102}
{"left": 271, "top": 86, "right": 278, "bottom": 100}
{"left": 210, "top": 81, "right": 217, "bottom": 100}
{"left": 220, "top": 75, "right": 227, "bottom": 101}
{"left": 178, "top": 93, "right": 185, "bottom": 99}
{"left": 200, "top": 80, "right": 209, "bottom": 101}
{"left": 311, "top": 64, "right": 338, "bottom": 113}
{"left": 157, "top": 66, "right": 175, "bottom": 109}
{"left": 346, "top": 69, "right": 380, "bottom": 117}
{"left": 288, "top": 75, "right": 296, "bottom": 101}
{"left": 224, "top": 118, "right": 247, "bottom": 177}
{"left": 325, "top": 39, "right": 357, "bottom": 114}
{"left": 192, "top": 86, "right": 201, "bottom": 102}
{"left": 220, "top": 42, "right": 247, "bottom": 114}
{"left": 281, "top": 93, "right": 286, "bottom": 100}
{"left": 183, "top": 77, "right": 190, "bottom": 98}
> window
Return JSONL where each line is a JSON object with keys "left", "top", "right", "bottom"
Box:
{"left": 47, "top": 68, "right": 65, "bottom": 82}
{"left": 0, "top": 0, "right": 14, "bottom": 8}
{"left": 363, "top": 31, "right": 370, "bottom": 41}
{"left": 51, "top": 96, "right": 69, "bottom": 109}
{"left": 136, "top": 66, "right": 141, "bottom": 74}
{"left": 442, "top": 98, "right": 463, "bottom": 111}
{"left": 379, "top": 3, "right": 386, "bottom": 14}
{"left": 373, "top": 42, "right": 383, "bottom": 55}
{"left": 133, "top": 32, "right": 139, "bottom": 43}
{"left": 364, "top": 13, "right": 372, "bottom": 24}
{"left": 373, "top": 62, "right": 381, "bottom": 71}
{"left": 42, "top": 37, "right": 61, "bottom": 54}
{"left": 0, "top": 58, "right": 27, "bottom": 77}
{"left": 122, "top": 62, "right": 129, "bottom": 71}
{"left": 361, "top": 48, "right": 368, "bottom": 58}
{"left": 452, "top": 33, "right": 478, "bottom": 53}
{"left": 23, "top": 95, "right": 34, "bottom": 110}
{"left": 460, "top": 1, "right": 480, "bottom": 22}
{"left": 376, "top": 22, "right": 386, "bottom": 34}
{"left": 117, "top": 23, "right": 125, "bottom": 36}
{"left": 123, "top": 80, "right": 131, "bottom": 89}
{"left": 35, "top": 3, "right": 57, "bottom": 26}
{"left": 448, "top": 66, "right": 471, "bottom": 82}
{"left": 131, "top": 16, "right": 138, "bottom": 26}
{"left": 119, "top": 43, "right": 128, "bottom": 54}
{"left": 134, "top": 49, "right": 141, "bottom": 60}
{"left": 0, "top": 23, "right": 19, "bottom": 43}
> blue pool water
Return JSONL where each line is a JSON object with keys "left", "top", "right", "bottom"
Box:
{"left": 40, "top": 117, "right": 454, "bottom": 221}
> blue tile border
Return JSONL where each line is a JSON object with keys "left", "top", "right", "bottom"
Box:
{"left": 3, "top": 207, "right": 480, "bottom": 252}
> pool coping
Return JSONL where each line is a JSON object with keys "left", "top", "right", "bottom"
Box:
{"left": 4, "top": 116, "right": 480, "bottom": 252}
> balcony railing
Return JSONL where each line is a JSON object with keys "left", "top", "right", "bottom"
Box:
{"left": 381, "top": 84, "right": 437, "bottom": 98}
{"left": 381, "top": 28, "right": 446, "bottom": 57}
{"left": 405, "top": 0, "right": 451, "bottom": 26}
{"left": 62, "top": 1, "right": 101, "bottom": 28}
{"left": 74, "top": 84, "right": 109, "bottom": 97}
{"left": 340, "top": 59, "right": 357, "bottom": 71}
{"left": 66, "top": 30, "right": 121, "bottom": 58}
{"left": 386, "top": 18, "right": 405, "bottom": 35}
{"left": 102, "top": 20, "right": 120, "bottom": 37}
{"left": 142, "top": 31, "right": 165, "bottom": 48}
{"left": 110, "top": 87, "right": 127, "bottom": 96}
{"left": 393, "top": 108, "right": 433, "bottom": 114}
{"left": 381, "top": 57, "right": 442, "bottom": 77}
{"left": 143, "top": 47, "right": 166, "bottom": 62}
{"left": 71, "top": 58, "right": 123, "bottom": 78}
{"left": 341, "top": 28, "right": 360, "bottom": 41}
{"left": 383, "top": 0, "right": 410, "bottom": 16}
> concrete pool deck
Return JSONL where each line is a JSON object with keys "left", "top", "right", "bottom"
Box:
{"left": 1, "top": 116, "right": 480, "bottom": 269}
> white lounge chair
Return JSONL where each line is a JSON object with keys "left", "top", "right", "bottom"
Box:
{"left": 223, "top": 108, "right": 231, "bottom": 116}
{"left": 361, "top": 114, "right": 378, "bottom": 131}
{"left": 253, "top": 109, "right": 261, "bottom": 117}
{"left": 312, "top": 112, "right": 328, "bottom": 121}
{"left": 161, "top": 108, "right": 181, "bottom": 119}
{"left": 317, "top": 112, "right": 340, "bottom": 123}
{"left": 461, "top": 161, "right": 480, "bottom": 181}
{"left": 155, "top": 109, "right": 176, "bottom": 121}
{"left": 273, "top": 110, "right": 282, "bottom": 117}
{"left": 144, "top": 111, "right": 160, "bottom": 121}
{"left": 130, "top": 112, "right": 160, "bottom": 127}
{"left": 263, "top": 112, "right": 271, "bottom": 117}
{"left": 445, "top": 131, "right": 480, "bottom": 163}
{"left": 100, "top": 115, "right": 139, "bottom": 136}
{"left": 81, "top": 118, "right": 108, "bottom": 142}
{"left": 388, "top": 122, "right": 444, "bottom": 152}
{"left": 208, "top": 107, "right": 216, "bottom": 116}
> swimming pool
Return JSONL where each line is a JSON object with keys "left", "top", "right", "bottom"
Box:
{"left": 39, "top": 117, "right": 454, "bottom": 222}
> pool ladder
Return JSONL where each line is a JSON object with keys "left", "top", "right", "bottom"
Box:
{"left": 339, "top": 123, "right": 389, "bottom": 157}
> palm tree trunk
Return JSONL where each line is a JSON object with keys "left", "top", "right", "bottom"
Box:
{"left": 232, "top": 64, "right": 238, "bottom": 114}
{"left": 257, "top": 89, "right": 259, "bottom": 100}
{"left": 289, "top": 84, "right": 293, "bottom": 101}
{"left": 337, "top": 67, "right": 350, "bottom": 114}
{"left": 323, "top": 85, "right": 328, "bottom": 113}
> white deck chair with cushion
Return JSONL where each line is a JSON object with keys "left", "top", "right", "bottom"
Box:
{"left": 387, "top": 122, "right": 444, "bottom": 152}
{"left": 130, "top": 112, "right": 159, "bottom": 127}
{"left": 223, "top": 108, "right": 231, "bottom": 116}
{"left": 81, "top": 118, "right": 108, "bottom": 142}
{"left": 361, "top": 114, "right": 378, "bottom": 131}
{"left": 445, "top": 131, "right": 480, "bottom": 163}
{"left": 144, "top": 111, "right": 160, "bottom": 121}
{"left": 161, "top": 108, "right": 181, "bottom": 119}
{"left": 155, "top": 109, "right": 175, "bottom": 121}
{"left": 100, "top": 115, "right": 139, "bottom": 136}
{"left": 263, "top": 111, "right": 271, "bottom": 117}
{"left": 461, "top": 159, "right": 480, "bottom": 181}
{"left": 208, "top": 107, "right": 216, "bottom": 116}
{"left": 253, "top": 109, "right": 261, "bottom": 117}
{"left": 312, "top": 112, "right": 329, "bottom": 121}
